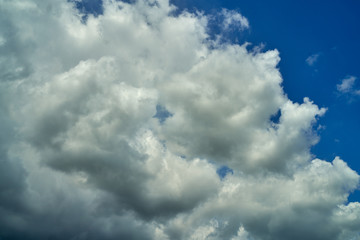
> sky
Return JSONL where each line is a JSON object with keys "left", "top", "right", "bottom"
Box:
{"left": 0, "top": 0, "right": 360, "bottom": 239}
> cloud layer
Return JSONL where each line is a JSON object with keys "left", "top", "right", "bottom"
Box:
{"left": 0, "top": 0, "right": 359, "bottom": 239}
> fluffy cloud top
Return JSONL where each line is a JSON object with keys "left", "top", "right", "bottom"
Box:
{"left": 0, "top": 0, "right": 359, "bottom": 239}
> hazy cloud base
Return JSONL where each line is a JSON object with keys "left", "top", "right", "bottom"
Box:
{"left": 0, "top": 0, "right": 359, "bottom": 239}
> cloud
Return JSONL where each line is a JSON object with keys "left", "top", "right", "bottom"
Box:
{"left": 164, "top": 157, "right": 359, "bottom": 240}
{"left": 221, "top": 9, "right": 249, "bottom": 31}
{"left": 337, "top": 76, "right": 358, "bottom": 93}
{"left": 0, "top": 0, "right": 359, "bottom": 239}
{"left": 306, "top": 53, "right": 320, "bottom": 66}
{"left": 336, "top": 76, "right": 360, "bottom": 103}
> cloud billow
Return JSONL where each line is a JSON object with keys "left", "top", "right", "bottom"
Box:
{"left": 0, "top": 0, "right": 359, "bottom": 239}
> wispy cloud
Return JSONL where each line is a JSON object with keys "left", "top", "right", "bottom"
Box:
{"left": 337, "top": 75, "right": 360, "bottom": 95}
{"left": 221, "top": 8, "right": 249, "bottom": 31}
{"left": 305, "top": 53, "right": 320, "bottom": 66}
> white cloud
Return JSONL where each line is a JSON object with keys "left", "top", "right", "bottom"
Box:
{"left": 306, "top": 53, "right": 320, "bottom": 66}
{"left": 0, "top": 0, "right": 359, "bottom": 239}
{"left": 337, "top": 76, "right": 358, "bottom": 93}
{"left": 336, "top": 76, "right": 360, "bottom": 102}
{"left": 221, "top": 9, "right": 249, "bottom": 31}
{"left": 164, "top": 157, "right": 359, "bottom": 240}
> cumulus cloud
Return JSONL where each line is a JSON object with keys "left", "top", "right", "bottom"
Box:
{"left": 0, "top": 0, "right": 359, "bottom": 239}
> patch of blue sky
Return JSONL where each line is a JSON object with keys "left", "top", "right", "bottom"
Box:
{"left": 69, "top": 0, "right": 104, "bottom": 22}
{"left": 216, "top": 165, "right": 234, "bottom": 180}
{"left": 153, "top": 105, "right": 173, "bottom": 124}
{"left": 270, "top": 109, "right": 281, "bottom": 126}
